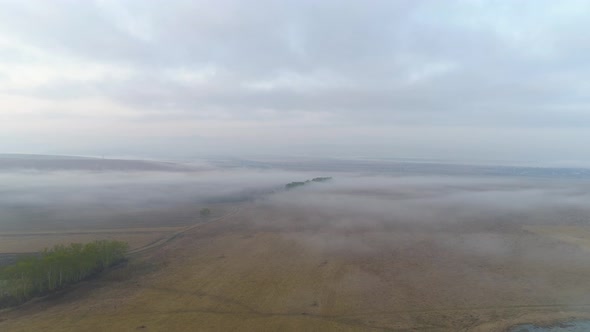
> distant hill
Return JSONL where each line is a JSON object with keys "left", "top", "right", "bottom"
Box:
{"left": 0, "top": 154, "right": 196, "bottom": 172}
{"left": 213, "top": 158, "right": 590, "bottom": 179}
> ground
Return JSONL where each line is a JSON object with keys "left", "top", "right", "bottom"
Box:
{"left": 0, "top": 227, "right": 182, "bottom": 253}
{"left": 2, "top": 200, "right": 590, "bottom": 331}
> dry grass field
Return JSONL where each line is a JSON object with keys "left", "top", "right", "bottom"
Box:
{"left": 523, "top": 225, "right": 590, "bottom": 252}
{"left": 0, "top": 227, "right": 183, "bottom": 253}
{"left": 0, "top": 201, "right": 233, "bottom": 256}
{"left": 3, "top": 186, "right": 590, "bottom": 332}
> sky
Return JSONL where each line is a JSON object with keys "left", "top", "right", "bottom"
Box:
{"left": 1, "top": 0, "right": 590, "bottom": 165}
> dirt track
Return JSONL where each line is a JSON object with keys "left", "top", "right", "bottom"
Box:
{"left": 126, "top": 207, "right": 241, "bottom": 257}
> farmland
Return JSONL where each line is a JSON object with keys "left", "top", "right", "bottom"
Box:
{"left": 3, "top": 169, "right": 590, "bottom": 331}
{"left": 0, "top": 228, "right": 181, "bottom": 254}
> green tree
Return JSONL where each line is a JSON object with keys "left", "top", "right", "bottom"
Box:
{"left": 0, "top": 240, "right": 128, "bottom": 308}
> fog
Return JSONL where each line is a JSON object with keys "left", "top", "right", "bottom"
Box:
{"left": 237, "top": 173, "right": 590, "bottom": 309}
{"left": 218, "top": 173, "right": 590, "bottom": 284}
{"left": 4, "top": 161, "right": 590, "bottom": 329}
{"left": 263, "top": 175, "right": 590, "bottom": 228}
{"left": 0, "top": 168, "right": 317, "bottom": 231}
{"left": 3, "top": 165, "right": 590, "bottom": 233}
{"left": 0, "top": 168, "right": 309, "bottom": 206}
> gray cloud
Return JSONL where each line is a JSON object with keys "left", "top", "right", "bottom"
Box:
{"left": 1, "top": 0, "right": 590, "bottom": 162}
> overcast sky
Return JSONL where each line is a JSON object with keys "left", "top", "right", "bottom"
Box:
{"left": 1, "top": 0, "right": 590, "bottom": 165}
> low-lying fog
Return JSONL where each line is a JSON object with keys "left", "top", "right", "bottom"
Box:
{"left": 2, "top": 164, "right": 589, "bottom": 234}
{"left": 227, "top": 174, "right": 590, "bottom": 311}
{"left": 0, "top": 168, "right": 315, "bottom": 231}
{"left": 267, "top": 175, "right": 590, "bottom": 229}
{"left": 5, "top": 163, "right": 590, "bottom": 311}
{"left": 253, "top": 175, "right": 590, "bottom": 265}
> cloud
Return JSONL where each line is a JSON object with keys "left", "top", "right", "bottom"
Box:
{"left": 1, "top": 0, "right": 590, "bottom": 163}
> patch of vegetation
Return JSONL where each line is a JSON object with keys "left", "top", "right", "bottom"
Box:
{"left": 285, "top": 181, "right": 307, "bottom": 189}
{"left": 200, "top": 208, "right": 211, "bottom": 218}
{"left": 285, "top": 177, "right": 332, "bottom": 190}
{"left": 0, "top": 240, "right": 128, "bottom": 308}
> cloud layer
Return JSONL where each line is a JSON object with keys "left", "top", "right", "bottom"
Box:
{"left": 2, "top": 1, "right": 590, "bottom": 163}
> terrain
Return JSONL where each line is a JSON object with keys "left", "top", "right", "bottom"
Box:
{"left": 2, "top": 156, "right": 590, "bottom": 331}
{"left": 0, "top": 154, "right": 198, "bottom": 172}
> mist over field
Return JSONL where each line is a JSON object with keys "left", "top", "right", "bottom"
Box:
{"left": 267, "top": 175, "right": 590, "bottom": 227}
{"left": 0, "top": 167, "right": 315, "bottom": 231}
{"left": 256, "top": 175, "right": 590, "bottom": 261}
{"left": 3, "top": 157, "right": 590, "bottom": 330}
{"left": 4, "top": 159, "right": 589, "bottom": 235}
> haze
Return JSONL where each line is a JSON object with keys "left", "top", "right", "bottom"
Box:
{"left": 2, "top": 1, "right": 590, "bottom": 165}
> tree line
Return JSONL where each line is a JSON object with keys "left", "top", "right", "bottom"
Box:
{"left": 285, "top": 177, "right": 332, "bottom": 190}
{"left": 0, "top": 240, "right": 128, "bottom": 307}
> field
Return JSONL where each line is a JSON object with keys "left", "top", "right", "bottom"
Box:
{"left": 0, "top": 203, "right": 232, "bottom": 261}
{"left": 3, "top": 173, "right": 590, "bottom": 331}
{"left": 524, "top": 225, "right": 590, "bottom": 252}
{"left": 0, "top": 227, "right": 183, "bottom": 253}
